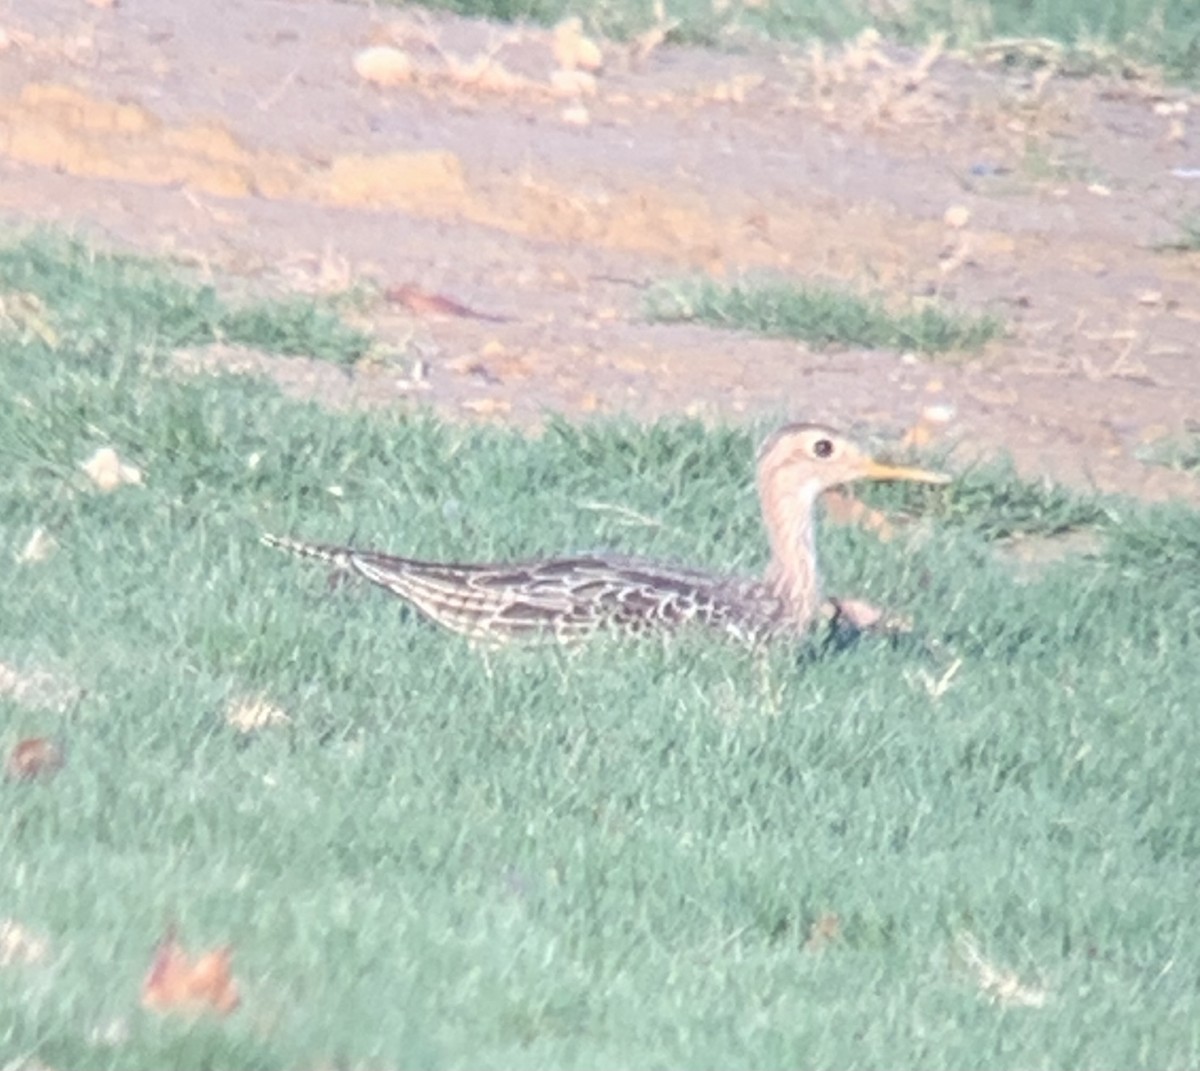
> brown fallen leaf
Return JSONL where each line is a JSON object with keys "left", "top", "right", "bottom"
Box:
{"left": 385, "top": 284, "right": 510, "bottom": 323}
{"left": 804, "top": 912, "right": 842, "bottom": 951}
{"left": 141, "top": 927, "right": 240, "bottom": 1018}
{"left": 5, "top": 737, "right": 65, "bottom": 781}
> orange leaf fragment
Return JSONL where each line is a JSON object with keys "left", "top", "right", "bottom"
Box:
{"left": 5, "top": 737, "right": 64, "bottom": 781}
{"left": 804, "top": 912, "right": 842, "bottom": 951}
{"left": 141, "top": 928, "right": 240, "bottom": 1018}
{"left": 821, "top": 489, "right": 895, "bottom": 541}
{"left": 385, "top": 283, "right": 509, "bottom": 323}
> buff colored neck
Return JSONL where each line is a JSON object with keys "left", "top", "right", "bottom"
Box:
{"left": 757, "top": 469, "right": 822, "bottom": 628}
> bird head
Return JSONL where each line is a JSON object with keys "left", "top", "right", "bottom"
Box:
{"left": 757, "top": 423, "right": 950, "bottom": 504}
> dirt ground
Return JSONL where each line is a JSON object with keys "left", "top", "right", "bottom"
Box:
{"left": 1, "top": 0, "right": 1198, "bottom": 502}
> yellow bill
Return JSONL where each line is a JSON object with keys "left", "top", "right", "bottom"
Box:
{"left": 862, "top": 459, "right": 951, "bottom": 484}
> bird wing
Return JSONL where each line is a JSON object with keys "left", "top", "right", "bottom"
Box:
{"left": 349, "top": 551, "right": 778, "bottom": 644}
{"left": 504, "top": 555, "right": 781, "bottom": 643}
{"left": 264, "top": 534, "right": 783, "bottom": 645}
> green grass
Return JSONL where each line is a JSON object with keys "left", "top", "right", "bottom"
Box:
{"left": 0, "top": 233, "right": 370, "bottom": 366}
{"left": 860, "top": 455, "right": 1116, "bottom": 542}
{"left": 402, "top": 0, "right": 1200, "bottom": 83}
{"left": 1156, "top": 213, "right": 1200, "bottom": 253}
{"left": 646, "top": 277, "right": 1001, "bottom": 354}
{"left": 2, "top": 236, "right": 1200, "bottom": 1069}
{"left": 1137, "top": 429, "right": 1200, "bottom": 472}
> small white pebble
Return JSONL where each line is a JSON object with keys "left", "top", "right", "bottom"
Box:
{"left": 80, "top": 446, "right": 143, "bottom": 492}
{"left": 353, "top": 46, "right": 413, "bottom": 87}
{"left": 943, "top": 204, "right": 971, "bottom": 229}
{"left": 922, "top": 403, "right": 956, "bottom": 424}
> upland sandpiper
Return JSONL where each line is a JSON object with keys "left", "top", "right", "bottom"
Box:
{"left": 263, "top": 423, "right": 948, "bottom": 645}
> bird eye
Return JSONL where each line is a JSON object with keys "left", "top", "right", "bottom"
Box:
{"left": 812, "top": 438, "right": 834, "bottom": 459}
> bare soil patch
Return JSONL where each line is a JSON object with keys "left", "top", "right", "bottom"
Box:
{"left": 2, "top": 0, "right": 1198, "bottom": 500}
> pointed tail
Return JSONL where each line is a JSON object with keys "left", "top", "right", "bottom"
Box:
{"left": 261, "top": 533, "right": 356, "bottom": 570}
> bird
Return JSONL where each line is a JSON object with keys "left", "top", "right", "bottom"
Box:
{"left": 262, "top": 423, "right": 949, "bottom": 646}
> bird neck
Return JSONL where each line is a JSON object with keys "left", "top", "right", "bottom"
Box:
{"left": 758, "top": 473, "right": 822, "bottom": 625}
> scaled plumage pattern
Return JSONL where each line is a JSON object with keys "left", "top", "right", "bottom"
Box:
{"left": 263, "top": 424, "right": 949, "bottom": 645}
